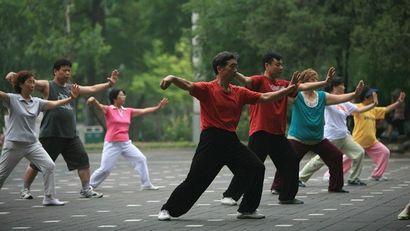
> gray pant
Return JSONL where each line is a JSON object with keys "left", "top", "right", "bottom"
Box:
{"left": 0, "top": 141, "right": 56, "bottom": 196}
{"left": 299, "top": 135, "right": 365, "bottom": 182}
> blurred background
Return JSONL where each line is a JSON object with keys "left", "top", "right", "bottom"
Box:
{"left": 0, "top": 0, "right": 409, "bottom": 144}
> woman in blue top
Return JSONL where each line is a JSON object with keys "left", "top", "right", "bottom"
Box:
{"left": 275, "top": 67, "right": 363, "bottom": 193}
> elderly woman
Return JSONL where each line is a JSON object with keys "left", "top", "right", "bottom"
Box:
{"left": 0, "top": 71, "right": 79, "bottom": 206}
{"left": 272, "top": 68, "right": 363, "bottom": 193}
{"left": 298, "top": 77, "right": 378, "bottom": 187}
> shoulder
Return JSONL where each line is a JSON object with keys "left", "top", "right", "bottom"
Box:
{"left": 193, "top": 81, "right": 212, "bottom": 88}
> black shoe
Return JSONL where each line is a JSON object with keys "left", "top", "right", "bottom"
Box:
{"left": 329, "top": 189, "right": 349, "bottom": 193}
{"left": 347, "top": 179, "right": 367, "bottom": 186}
{"left": 279, "top": 199, "right": 304, "bottom": 204}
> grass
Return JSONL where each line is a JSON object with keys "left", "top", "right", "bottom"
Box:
{"left": 84, "top": 141, "right": 197, "bottom": 152}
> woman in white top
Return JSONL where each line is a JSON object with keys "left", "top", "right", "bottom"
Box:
{"left": 0, "top": 71, "right": 79, "bottom": 206}
{"left": 298, "top": 77, "right": 377, "bottom": 186}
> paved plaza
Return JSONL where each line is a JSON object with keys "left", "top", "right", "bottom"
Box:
{"left": 0, "top": 148, "right": 409, "bottom": 230}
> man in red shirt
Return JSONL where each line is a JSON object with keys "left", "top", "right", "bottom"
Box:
{"left": 157, "top": 51, "right": 298, "bottom": 221}
{"left": 221, "top": 52, "right": 332, "bottom": 205}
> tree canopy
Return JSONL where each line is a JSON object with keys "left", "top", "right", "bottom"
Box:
{"left": 1, "top": 0, "right": 408, "bottom": 141}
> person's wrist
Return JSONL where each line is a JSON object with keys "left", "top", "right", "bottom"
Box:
{"left": 108, "top": 80, "right": 114, "bottom": 87}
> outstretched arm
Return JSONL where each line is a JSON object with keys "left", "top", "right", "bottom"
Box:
{"left": 131, "top": 98, "right": 169, "bottom": 117}
{"left": 87, "top": 96, "right": 108, "bottom": 114}
{"left": 5, "top": 72, "right": 50, "bottom": 98}
{"left": 257, "top": 82, "right": 297, "bottom": 103}
{"left": 326, "top": 80, "right": 364, "bottom": 105}
{"left": 160, "top": 75, "right": 193, "bottom": 92}
{"left": 385, "top": 91, "right": 406, "bottom": 113}
{"left": 0, "top": 90, "right": 9, "bottom": 101}
{"left": 43, "top": 84, "right": 80, "bottom": 110}
{"left": 353, "top": 92, "right": 378, "bottom": 114}
{"left": 235, "top": 72, "right": 253, "bottom": 88}
{"left": 298, "top": 67, "right": 335, "bottom": 91}
{"left": 79, "top": 69, "right": 119, "bottom": 95}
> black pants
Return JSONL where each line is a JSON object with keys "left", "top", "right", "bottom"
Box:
{"left": 223, "top": 131, "right": 299, "bottom": 201}
{"left": 161, "top": 128, "right": 265, "bottom": 217}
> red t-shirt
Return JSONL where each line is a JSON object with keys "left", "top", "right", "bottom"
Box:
{"left": 248, "top": 75, "right": 296, "bottom": 136}
{"left": 190, "top": 80, "right": 261, "bottom": 132}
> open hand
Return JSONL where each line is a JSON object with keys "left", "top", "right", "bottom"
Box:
{"left": 70, "top": 84, "right": 80, "bottom": 99}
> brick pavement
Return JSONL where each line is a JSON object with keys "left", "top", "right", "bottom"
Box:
{"left": 0, "top": 149, "right": 409, "bottom": 230}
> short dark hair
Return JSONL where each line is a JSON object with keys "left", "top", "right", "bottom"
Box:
{"left": 324, "top": 77, "right": 344, "bottom": 93}
{"left": 14, "top": 70, "right": 34, "bottom": 93}
{"left": 212, "top": 51, "right": 238, "bottom": 74}
{"left": 359, "top": 86, "right": 378, "bottom": 102}
{"left": 53, "top": 59, "right": 72, "bottom": 72}
{"left": 262, "top": 52, "right": 282, "bottom": 70}
{"left": 109, "top": 88, "right": 126, "bottom": 104}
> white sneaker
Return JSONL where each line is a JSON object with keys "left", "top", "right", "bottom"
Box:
{"left": 141, "top": 185, "right": 159, "bottom": 191}
{"left": 80, "top": 186, "right": 103, "bottom": 198}
{"left": 220, "top": 197, "right": 237, "bottom": 206}
{"left": 158, "top": 209, "right": 171, "bottom": 221}
{"left": 20, "top": 188, "right": 33, "bottom": 199}
{"left": 271, "top": 189, "right": 279, "bottom": 195}
{"left": 371, "top": 176, "right": 389, "bottom": 181}
{"left": 237, "top": 211, "right": 265, "bottom": 219}
{"left": 43, "top": 196, "right": 65, "bottom": 206}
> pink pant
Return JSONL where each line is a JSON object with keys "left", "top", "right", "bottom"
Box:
{"left": 364, "top": 141, "right": 390, "bottom": 178}
{"left": 324, "top": 141, "right": 390, "bottom": 179}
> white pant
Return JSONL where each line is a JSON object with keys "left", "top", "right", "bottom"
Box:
{"left": 90, "top": 141, "right": 153, "bottom": 188}
{"left": 0, "top": 141, "right": 56, "bottom": 196}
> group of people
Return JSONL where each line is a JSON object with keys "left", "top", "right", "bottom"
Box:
{"left": 0, "top": 59, "right": 164, "bottom": 206}
{"left": 0, "top": 52, "right": 407, "bottom": 221}
{"left": 156, "top": 51, "right": 407, "bottom": 221}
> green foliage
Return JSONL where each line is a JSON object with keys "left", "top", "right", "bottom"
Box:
{"left": 126, "top": 37, "right": 194, "bottom": 141}
{"left": 1, "top": 0, "right": 408, "bottom": 141}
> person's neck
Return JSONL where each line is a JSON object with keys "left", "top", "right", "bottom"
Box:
{"left": 20, "top": 92, "right": 31, "bottom": 100}
{"left": 53, "top": 78, "right": 66, "bottom": 86}
{"left": 114, "top": 103, "right": 123, "bottom": 109}
{"left": 303, "top": 90, "right": 316, "bottom": 96}
{"left": 264, "top": 71, "right": 279, "bottom": 81}
{"left": 362, "top": 101, "right": 371, "bottom": 106}
{"left": 216, "top": 75, "right": 230, "bottom": 91}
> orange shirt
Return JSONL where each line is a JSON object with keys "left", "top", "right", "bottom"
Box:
{"left": 190, "top": 80, "right": 261, "bottom": 132}
{"left": 248, "top": 76, "right": 295, "bottom": 135}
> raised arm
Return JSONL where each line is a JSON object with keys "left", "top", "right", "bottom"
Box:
{"left": 298, "top": 67, "right": 335, "bottom": 91}
{"left": 43, "top": 84, "right": 80, "bottom": 110}
{"left": 87, "top": 96, "right": 108, "bottom": 114}
{"left": 131, "top": 98, "right": 169, "bottom": 117}
{"left": 0, "top": 90, "right": 9, "bottom": 101}
{"left": 257, "top": 82, "right": 297, "bottom": 103}
{"left": 160, "top": 75, "right": 193, "bottom": 92}
{"left": 385, "top": 91, "right": 406, "bottom": 113}
{"left": 326, "top": 80, "right": 364, "bottom": 105}
{"left": 235, "top": 72, "right": 253, "bottom": 88}
{"left": 34, "top": 79, "right": 50, "bottom": 98}
{"left": 79, "top": 69, "right": 119, "bottom": 95}
{"left": 352, "top": 91, "right": 378, "bottom": 114}
{"left": 5, "top": 72, "right": 50, "bottom": 98}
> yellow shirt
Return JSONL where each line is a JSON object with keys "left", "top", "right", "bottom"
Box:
{"left": 352, "top": 104, "right": 386, "bottom": 148}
